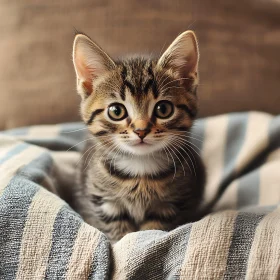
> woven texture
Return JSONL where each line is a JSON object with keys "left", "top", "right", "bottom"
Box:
{"left": 0, "top": 111, "right": 280, "bottom": 279}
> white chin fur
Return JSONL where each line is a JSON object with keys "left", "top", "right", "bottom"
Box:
{"left": 113, "top": 141, "right": 169, "bottom": 176}
{"left": 114, "top": 152, "right": 169, "bottom": 176}
{"left": 119, "top": 141, "right": 164, "bottom": 156}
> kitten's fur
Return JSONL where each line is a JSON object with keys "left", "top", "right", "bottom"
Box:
{"left": 72, "top": 31, "right": 205, "bottom": 242}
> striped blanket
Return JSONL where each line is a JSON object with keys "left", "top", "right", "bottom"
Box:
{"left": 0, "top": 111, "right": 279, "bottom": 279}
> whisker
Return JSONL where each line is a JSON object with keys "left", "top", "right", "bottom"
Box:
{"left": 105, "top": 144, "right": 122, "bottom": 175}
{"left": 161, "top": 139, "right": 170, "bottom": 164}
{"left": 111, "top": 145, "right": 122, "bottom": 172}
{"left": 83, "top": 136, "right": 115, "bottom": 166}
{"left": 170, "top": 137, "right": 196, "bottom": 176}
{"left": 61, "top": 127, "right": 87, "bottom": 133}
{"left": 160, "top": 77, "right": 192, "bottom": 91}
{"left": 169, "top": 131, "right": 204, "bottom": 142}
{"left": 75, "top": 141, "right": 101, "bottom": 168}
{"left": 167, "top": 143, "right": 186, "bottom": 176}
{"left": 172, "top": 135, "right": 203, "bottom": 144}
{"left": 187, "top": 19, "right": 197, "bottom": 29}
{"left": 113, "top": 146, "right": 123, "bottom": 171}
{"left": 172, "top": 137, "right": 202, "bottom": 157}
{"left": 83, "top": 139, "right": 114, "bottom": 171}
{"left": 67, "top": 138, "right": 94, "bottom": 152}
{"left": 102, "top": 81, "right": 121, "bottom": 91}
{"left": 161, "top": 86, "right": 185, "bottom": 93}
{"left": 84, "top": 141, "right": 104, "bottom": 167}
{"left": 157, "top": 72, "right": 172, "bottom": 91}
{"left": 164, "top": 145, "right": 176, "bottom": 181}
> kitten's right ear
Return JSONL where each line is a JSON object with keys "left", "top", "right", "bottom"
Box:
{"left": 157, "top": 31, "right": 199, "bottom": 87}
{"left": 73, "top": 33, "right": 116, "bottom": 98}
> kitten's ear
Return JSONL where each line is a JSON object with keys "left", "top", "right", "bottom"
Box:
{"left": 157, "top": 31, "right": 199, "bottom": 84}
{"left": 73, "top": 33, "right": 116, "bottom": 98}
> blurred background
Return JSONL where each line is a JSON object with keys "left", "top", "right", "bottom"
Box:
{"left": 0, "top": 0, "right": 279, "bottom": 129}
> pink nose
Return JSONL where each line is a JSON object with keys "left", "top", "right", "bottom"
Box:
{"left": 133, "top": 129, "right": 150, "bottom": 139}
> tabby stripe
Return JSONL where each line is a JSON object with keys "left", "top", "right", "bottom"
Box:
{"left": 87, "top": 109, "right": 104, "bottom": 125}
{"left": 176, "top": 104, "right": 196, "bottom": 118}
{"left": 98, "top": 211, "right": 131, "bottom": 224}
{"left": 93, "top": 183, "right": 106, "bottom": 193}
{"left": 124, "top": 80, "right": 136, "bottom": 95}
{"left": 120, "top": 84, "right": 126, "bottom": 101}
{"left": 151, "top": 167, "right": 176, "bottom": 179}
{"left": 143, "top": 79, "right": 154, "bottom": 94}
{"left": 94, "top": 131, "right": 108, "bottom": 137}
{"left": 147, "top": 65, "right": 159, "bottom": 98}
{"left": 172, "top": 126, "right": 189, "bottom": 132}
{"left": 91, "top": 195, "right": 103, "bottom": 206}
{"left": 100, "top": 120, "right": 117, "bottom": 132}
{"left": 104, "top": 161, "right": 175, "bottom": 180}
{"left": 129, "top": 183, "right": 139, "bottom": 194}
{"left": 124, "top": 81, "right": 136, "bottom": 95}
{"left": 120, "top": 66, "right": 127, "bottom": 100}
{"left": 164, "top": 115, "right": 186, "bottom": 129}
{"left": 104, "top": 161, "right": 132, "bottom": 180}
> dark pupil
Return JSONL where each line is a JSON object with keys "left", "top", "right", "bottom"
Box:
{"left": 159, "top": 104, "right": 167, "bottom": 115}
{"left": 113, "top": 106, "right": 121, "bottom": 116}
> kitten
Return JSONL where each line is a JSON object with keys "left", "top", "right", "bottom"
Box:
{"left": 72, "top": 30, "right": 206, "bottom": 242}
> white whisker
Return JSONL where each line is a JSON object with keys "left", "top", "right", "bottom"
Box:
{"left": 167, "top": 143, "right": 186, "bottom": 176}
{"left": 67, "top": 138, "right": 94, "bottom": 152}
{"left": 62, "top": 127, "right": 87, "bottom": 133}
{"left": 164, "top": 145, "right": 176, "bottom": 181}
{"left": 170, "top": 137, "right": 196, "bottom": 176}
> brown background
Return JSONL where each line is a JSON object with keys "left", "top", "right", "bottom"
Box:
{"left": 0, "top": 0, "right": 279, "bottom": 129}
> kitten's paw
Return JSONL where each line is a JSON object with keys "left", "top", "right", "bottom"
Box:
{"left": 140, "top": 221, "right": 167, "bottom": 231}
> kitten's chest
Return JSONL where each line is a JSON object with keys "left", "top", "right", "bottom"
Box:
{"left": 111, "top": 155, "right": 175, "bottom": 202}
{"left": 118, "top": 178, "right": 172, "bottom": 223}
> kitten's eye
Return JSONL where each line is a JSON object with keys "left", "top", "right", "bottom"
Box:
{"left": 108, "top": 103, "right": 128, "bottom": 121}
{"left": 154, "top": 101, "right": 174, "bottom": 119}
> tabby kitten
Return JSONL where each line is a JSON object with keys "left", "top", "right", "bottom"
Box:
{"left": 72, "top": 30, "right": 205, "bottom": 242}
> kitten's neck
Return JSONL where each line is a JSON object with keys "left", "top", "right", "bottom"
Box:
{"left": 112, "top": 152, "right": 170, "bottom": 177}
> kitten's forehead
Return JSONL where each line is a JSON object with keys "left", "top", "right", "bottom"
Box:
{"left": 116, "top": 57, "right": 159, "bottom": 101}
{"left": 122, "top": 57, "right": 151, "bottom": 82}
{"left": 125, "top": 93, "right": 152, "bottom": 119}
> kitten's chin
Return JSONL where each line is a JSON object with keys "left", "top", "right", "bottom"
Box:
{"left": 119, "top": 141, "right": 163, "bottom": 156}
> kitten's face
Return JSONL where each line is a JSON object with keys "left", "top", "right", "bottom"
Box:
{"left": 73, "top": 31, "right": 199, "bottom": 156}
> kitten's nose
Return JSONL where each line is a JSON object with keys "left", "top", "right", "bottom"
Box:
{"left": 133, "top": 128, "right": 150, "bottom": 140}
{"left": 132, "top": 120, "right": 151, "bottom": 140}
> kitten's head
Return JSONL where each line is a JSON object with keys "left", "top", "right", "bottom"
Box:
{"left": 73, "top": 31, "right": 199, "bottom": 156}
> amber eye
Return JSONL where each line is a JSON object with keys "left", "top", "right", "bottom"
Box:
{"left": 108, "top": 103, "right": 128, "bottom": 121}
{"left": 154, "top": 101, "right": 174, "bottom": 119}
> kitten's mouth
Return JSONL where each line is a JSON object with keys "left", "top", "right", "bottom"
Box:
{"left": 120, "top": 139, "right": 162, "bottom": 155}
{"left": 131, "top": 139, "right": 151, "bottom": 147}
{"left": 135, "top": 141, "right": 149, "bottom": 146}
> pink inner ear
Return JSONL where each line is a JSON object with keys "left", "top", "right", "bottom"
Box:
{"left": 76, "top": 54, "right": 94, "bottom": 95}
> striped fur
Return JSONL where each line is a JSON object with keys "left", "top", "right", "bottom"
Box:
{"left": 72, "top": 31, "right": 205, "bottom": 241}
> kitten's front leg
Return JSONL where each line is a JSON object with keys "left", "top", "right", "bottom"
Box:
{"left": 103, "top": 220, "right": 137, "bottom": 242}
{"left": 140, "top": 220, "right": 174, "bottom": 231}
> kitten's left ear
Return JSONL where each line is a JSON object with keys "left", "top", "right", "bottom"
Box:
{"left": 73, "top": 33, "right": 116, "bottom": 98}
{"left": 157, "top": 30, "right": 199, "bottom": 82}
